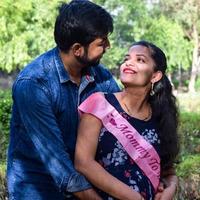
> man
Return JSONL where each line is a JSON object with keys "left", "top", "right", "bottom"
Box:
{"left": 7, "top": 1, "right": 119, "bottom": 199}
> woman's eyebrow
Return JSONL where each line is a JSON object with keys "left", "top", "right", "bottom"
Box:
{"left": 136, "top": 53, "right": 147, "bottom": 58}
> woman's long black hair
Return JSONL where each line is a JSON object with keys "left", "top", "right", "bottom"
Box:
{"left": 132, "top": 41, "right": 179, "bottom": 170}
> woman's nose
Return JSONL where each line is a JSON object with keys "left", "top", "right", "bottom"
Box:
{"left": 125, "top": 60, "right": 134, "bottom": 67}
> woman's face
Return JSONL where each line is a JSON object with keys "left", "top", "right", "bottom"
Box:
{"left": 120, "top": 45, "right": 157, "bottom": 88}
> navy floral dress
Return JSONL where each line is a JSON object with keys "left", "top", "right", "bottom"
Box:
{"left": 95, "top": 93, "right": 161, "bottom": 200}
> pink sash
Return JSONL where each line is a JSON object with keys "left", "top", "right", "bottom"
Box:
{"left": 78, "top": 92, "right": 160, "bottom": 191}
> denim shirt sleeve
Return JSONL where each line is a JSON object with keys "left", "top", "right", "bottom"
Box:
{"left": 13, "top": 78, "right": 91, "bottom": 193}
{"left": 107, "top": 76, "right": 121, "bottom": 93}
{"left": 102, "top": 69, "right": 121, "bottom": 93}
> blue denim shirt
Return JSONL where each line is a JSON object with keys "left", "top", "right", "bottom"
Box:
{"left": 7, "top": 47, "right": 120, "bottom": 200}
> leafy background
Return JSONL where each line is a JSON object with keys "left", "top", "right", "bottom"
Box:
{"left": 0, "top": 0, "right": 200, "bottom": 199}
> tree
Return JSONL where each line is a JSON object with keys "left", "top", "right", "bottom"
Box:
{"left": 95, "top": 0, "right": 192, "bottom": 88}
{"left": 0, "top": 0, "right": 61, "bottom": 72}
{"left": 94, "top": 0, "right": 149, "bottom": 72}
{"left": 158, "top": 0, "right": 200, "bottom": 92}
{"left": 141, "top": 15, "right": 192, "bottom": 87}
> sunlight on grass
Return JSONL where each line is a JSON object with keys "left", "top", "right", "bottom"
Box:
{"left": 0, "top": 162, "right": 6, "bottom": 177}
{"left": 177, "top": 154, "right": 200, "bottom": 178}
{"left": 176, "top": 92, "right": 200, "bottom": 113}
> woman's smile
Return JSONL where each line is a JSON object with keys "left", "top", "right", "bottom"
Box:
{"left": 123, "top": 67, "right": 137, "bottom": 74}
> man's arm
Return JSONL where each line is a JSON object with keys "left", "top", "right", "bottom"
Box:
{"left": 13, "top": 79, "right": 93, "bottom": 196}
{"left": 107, "top": 76, "right": 121, "bottom": 93}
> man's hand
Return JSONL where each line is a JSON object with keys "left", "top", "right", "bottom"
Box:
{"left": 74, "top": 188, "right": 103, "bottom": 200}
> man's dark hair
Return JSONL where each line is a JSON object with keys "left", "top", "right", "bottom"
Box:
{"left": 54, "top": 0, "right": 113, "bottom": 52}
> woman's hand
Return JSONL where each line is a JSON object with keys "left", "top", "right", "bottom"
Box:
{"left": 154, "top": 178, "right": 177, "bottom": 200}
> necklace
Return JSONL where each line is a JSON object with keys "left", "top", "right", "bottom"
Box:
{"left": 123, "top": 103, "right": 152, "bottom": 121}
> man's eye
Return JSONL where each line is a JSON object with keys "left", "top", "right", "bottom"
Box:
{"left": 123, "top": 57, "right": 129, "bottom": 62}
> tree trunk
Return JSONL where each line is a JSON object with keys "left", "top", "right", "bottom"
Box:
{"left": 188, "top": 24, "right": 199, "bottom": 93}
{"left": 177, "top": 63, "right": 182, "bottom": 91}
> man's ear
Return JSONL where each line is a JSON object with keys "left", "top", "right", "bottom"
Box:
{"left": 71, "top": 43, "right": 84, "bottom": 57}
{"left": 151, "top": 71, "right": 163, "bottom": 84}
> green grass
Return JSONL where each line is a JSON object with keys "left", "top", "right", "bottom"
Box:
{"left": 177, "top": 154, "right": 200, "bottom": 178}
{"left": 0, "top": 162, "right": 6, "bottom": 179}
{"left": 177, "top": 92, "right": 200, "bottom": 113}
{"left": 0, "top": 163, "right": 6, "bottom": 176}
{"left": 0, "top": 162, "right": 7, "bottom": 200}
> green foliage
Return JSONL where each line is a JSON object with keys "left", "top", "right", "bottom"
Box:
{"left": 0, "top": 0, "right": 198, "bottom": 94}
{"left": 176, "top": 154, "right": 200, "bottom": 199}
{"left": 0, "top": 90, "right": 10, "bottom": 200}
{"left": 0, "top": 0, "right": 61, "bottom": 72}
{"left": 0, "top": 163, "right": 6, "bottom": 176}
{"left": 0, "top": 163, "right": 7, "bottom": 200}
{"left": 142, "top": 15, "right": 192, "bottom": 72}
{"left": 0, "top": 90, "right": 12, "bottom": 134}
{"left": 179, "top": 112, "right": 200, "bottom": 155}
{"left": 0, "top": 90, "right": 11, "bottom": 199}
{"left": 176, "top": 94, "right": 200, "bottom": 199}
{"left": 153, "top": 0, "right": 200, "bottom": 92}
{"left": 177, "top": 154, "right": 200, "bottom": 178}
{"left": 0, "top": 90, "right": 12, "bottom": 161}
{"left": 98, "top": 0, "right": 149, "bottom": 69}
{"left": 158, "top": 0, "right": 200, "bottom": 31}
{"left": 179, "top": 112, "right": 200, "bottom": 130}
{"left": 0, "top": 1, "right": 199, "bottom": 198}
{"left": 97, "top": 0, "right": 193, "bottom": 78}
{"left": 0, "top": 125, "right": 7, "bottom": 163}
{"left": 177, "top": 92, "right": 200, "bottom": 113}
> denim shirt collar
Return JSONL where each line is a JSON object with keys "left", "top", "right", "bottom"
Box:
{"left": 53, "top": 47, "right": 96, "bottom": 84}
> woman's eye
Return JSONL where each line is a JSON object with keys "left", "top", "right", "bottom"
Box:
{"left": 138, "top": 58, "right": 145, "bottom": 63}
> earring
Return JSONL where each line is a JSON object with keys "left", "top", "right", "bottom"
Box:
{"left": 150, "top": 82, "right": 155, "bottom": 96}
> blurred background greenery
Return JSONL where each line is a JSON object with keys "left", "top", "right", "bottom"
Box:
{"left": 0, "top": 0, "right": 200, "bottom": 199}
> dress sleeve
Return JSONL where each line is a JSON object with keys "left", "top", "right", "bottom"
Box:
{"left": 78, "top": 92, "right": 105, "bottom": 115}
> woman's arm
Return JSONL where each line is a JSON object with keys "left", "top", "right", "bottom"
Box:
{"left": 75, "top": 113, "right": 143, "bottom": 200}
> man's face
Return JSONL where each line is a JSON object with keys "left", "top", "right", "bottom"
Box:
{"left": 77, "top": 36, "right": 110, "bottom": 67}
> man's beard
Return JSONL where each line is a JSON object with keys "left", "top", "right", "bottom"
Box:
{"left": 76, "top": 48, "right": 102, "bottom": 67}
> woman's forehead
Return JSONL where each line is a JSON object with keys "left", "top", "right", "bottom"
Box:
{"left": 129, "top": 45, "right": 151, "bottom": 55}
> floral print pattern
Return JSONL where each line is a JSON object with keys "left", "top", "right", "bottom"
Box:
{"left": 141, "top": 129, "right": 161, "bottom": 144}
{"left": 95, "top": 94, "right": 161, "bottom": 200}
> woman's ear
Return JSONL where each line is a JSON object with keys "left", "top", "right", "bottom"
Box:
{"left": 71, "top": 43, "right": 84, "bottom": 57}
{"left": 151, "top": 71, "right": 163, "bottom": 84}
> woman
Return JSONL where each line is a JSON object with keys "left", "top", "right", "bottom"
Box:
{"left": 75, "top": 41, "right": 179, "bottom": 200}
